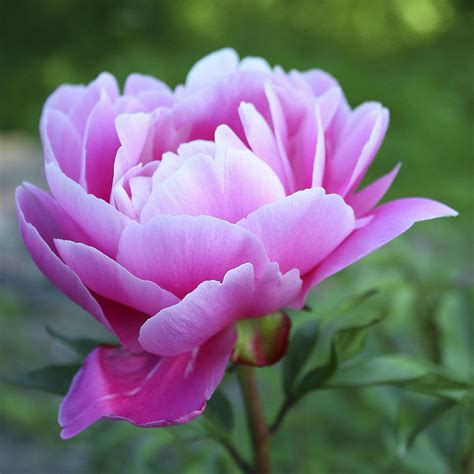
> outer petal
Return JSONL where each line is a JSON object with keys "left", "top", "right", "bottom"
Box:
{"left": 239, "top": 188, "right": 355, "bottom": 275}
{"left": 139, "top": 263, "right": 301, "bottom": 357}
{"left": 15, "top": 185, "right": 109, "bottom": 329}
{"left": 117, "top": 215, "right": 268, "bottom": 298}
{"left": 46, "top": 163, "right": 130, "bottom": 257}
{"left": 55, "top": 240, "right": 179, "bottom": 315}
{"left": 296, "top": 198, "right": 458, "bottom": 306}
{"left": 346, "top": 163, "right": 401, "bottom": 217}
{"left": 59, "top": 327, "right": 236, "bottom": 439}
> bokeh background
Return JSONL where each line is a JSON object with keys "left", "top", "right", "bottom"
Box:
{"left": 0, "top": 0, "right": 472, "bottom": 473}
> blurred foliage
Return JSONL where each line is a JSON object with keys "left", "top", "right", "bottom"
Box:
{"left": 0, "top": 0, "right": 473, "bottom": 473}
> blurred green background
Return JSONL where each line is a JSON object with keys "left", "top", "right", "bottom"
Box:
{"left": 0, "top": 0, "right": 472, "bottom": 473}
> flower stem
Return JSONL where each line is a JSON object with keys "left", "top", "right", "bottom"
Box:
{"left": 236, "top": 366, "right": 271, "bottom": 474}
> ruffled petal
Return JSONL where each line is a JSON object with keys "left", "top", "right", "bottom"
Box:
{"left": 117, "top": 215, "right": 268, "bottom": 298}
{"left": 139, "top": 263, "right": 301, "bottom": 356}
{"left": 59, "top": 327, "right": 236, "bottom": 439}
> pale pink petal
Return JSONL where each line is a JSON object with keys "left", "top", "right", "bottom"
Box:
{"left": 296, "top": 198, "right": 458, "bottom": 306}
{"left": 46, "top": 163, "right": 130, "bottom": 257}
{"left": 70, "top": 72, "right": 119, "bottom": 135}
{"left": 124, "top": 73, "right": 172, "bottom": 96}
{"left": 15, "top": 185, "right": 109, "bottom": 330}
{"left": 59, "top": 327, "right": 236, "bottom": 439}
{"left": 139, "top": 262, "right": 301, "bottom": 356}
{"left": 186, "top": 48, "right": 239, "bottom": 88}
{"left": 40, "top": 109, "right": 82, "bottom": 183}
{"left": 117, "top": 215, "right": 268, "bottom": 298}
{"left": 55, "top": 240, "right": 179, "bottom": 315}
{"left": 239, "top": 188, "right": 355, "bottom": 275}
{"left": 346, "top": 163, "right": 401, "bottom": 217}
{"left": 239, "top": 56, "right": 272, "bottom": 72}
{"left": 83, "top": 92, "right": 120, "bottom": 200}
{"left": 43, "top": 84, "right": 86, "bottom": 115}
{"left": 317, "top": 86, "right": 343, "bottom": 130}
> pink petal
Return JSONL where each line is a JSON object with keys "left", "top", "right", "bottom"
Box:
{"left": 346, "top": 163, "right": 401, "bottom": 217}
{"left": 55, "top": 240, "right": 179, "bottom": 315}
{"left": 117, "top": 215, "right": 268, "bottom": 298}
{"left": 40, "top": 109, "right": 82, "bottom": 182}
{"left": 124, "top": 73, "right": 172, "bottom": 96}
{"left": 238, "top": 102, "right": 293, "bottom": 191}
{"left": 239, "top": 188, "right": 355, "bottom": 275}
{"left": 297, "top": 198, "right": 458, "bottom": 305}
{"left": 15, "top": 185, "right": 109, "bottom": 330}
{"left": 186, "top": 48, "right": 239, "bottom": 88}
{"left": 59, "top": 327, "right": 236, "bottom": 439}
{"left": 43, "top": 84, "right": 86, "bottom": 115}
{"left": 142, "top": 151, "right": 285, "bottom": 223}
{"left": 46, "top": 163, "right": 130, "bottom": 257}
{"left": 139, "top": 263, "right": 301, "bottom": 356}
{"left": 70, "top": 72, "right": 119, "bottom": 135}
{"left": 83, "top": 92, "right": 120, "bottom": 200}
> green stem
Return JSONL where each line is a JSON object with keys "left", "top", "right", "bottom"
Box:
{"left": 237, "top": 366, "right": 271, "bottom": 474}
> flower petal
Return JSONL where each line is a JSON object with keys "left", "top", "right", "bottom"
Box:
{"left": 46, "top": 163, "right": 130, "bottom": 257}
{"left": 55, "top": 240, "right": 179, "bottom": 315}
{"left": 239, "top": 188, "right": 355, "bottom": 275}
{"left": 59, "top": 327, "right": 236, "bottom": 439}
{"left": 15, "top": 185, "right": 109, "bottom": 329}
{"left": 117, "top": 215, "right": 268, "bottom": 298}
{"left": 139, "top": 262, "right": 301, "bottom": 357}
{"left": 297, "top": 198, "right": 458, "bottom": 305}
{"left": 346, "top": 163, "right": 401, "bottom": 217}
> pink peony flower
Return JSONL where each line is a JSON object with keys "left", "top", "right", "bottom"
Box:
{"left": 16, "top": 49, "right": 456, "bottom": 438}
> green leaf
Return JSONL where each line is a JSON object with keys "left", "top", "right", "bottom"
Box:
{"left": 282, "top": 319, "right": 320, "bottom": 395}
{"left": 232, "top": 311, "right": 291, "bottom": 367}
{"left": 296, "top": 343, "right": 338, "bottom": 398}
{"left": 333, "top": 312, "right": 385, "bottom": 361}
{"left": 1, "top": 364, "right": 81, "bottom": 395}
{"left": 398, "top": 399, "right": 456, "bottom": 453}
{"left": 325, "top": 355, "right": 471, "bottom": 399}
{"left": 46, "top": 326, "right": 114, "bottom": 357}
{"left": 204, "top": 388, "right": 234, "bottom": 434}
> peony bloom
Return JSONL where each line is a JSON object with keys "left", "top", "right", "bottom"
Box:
{"left": 16, "top": 49, "right": 456, "bottom": 438}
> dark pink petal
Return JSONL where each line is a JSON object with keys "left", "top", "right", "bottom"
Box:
{"left": 139, "top": 263, "right": 301, "bottom": 357}
{"left": 55, "top": 240, "right": 179, "bottom": 315}
{"left": 83, "top": 92, "right": 120, "bottom": 200}
{"left": 59, "top": 327, "right": 236, "bottom": 439}
{"left": 346, "top": 163, "right": 401, "bottom": 217}
{"left": 296, "top": 198, "right": 458, "bottom": 306}
{"left": 15, "top": 185, "right": 110, "bottom": 330}
{"left": 46, "top": 163, "right": 130, "bottom": 257}
{"left": 239, "top": 188, "right": 355, "bottom": 275}
{"left": 40, "top": 109, "right": 82, "bottom": 183}
{"left": 117, "top": 215, "right": 268, "bottom": 298}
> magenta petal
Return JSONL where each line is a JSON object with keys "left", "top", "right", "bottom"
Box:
{"left": 83, "top": 92, "right": 120, "bottom": 200}
{"left": 297, "top": 198, "right": 458, "bottom": 305}
{"left": 117, "top": 215, "right": 268, "bottom": 298}
{"left": 55, "top": 240, "right": 179, "bottom": 314}
{"left": 59, "top": 327, "right": 236, "bottom": 439}
{"left": 46, "top": 163, "right": 130, "bottom": 257}
{"left": 346, "top": 163, "right": 401, "bottom": 217}
{"left": 239, "top": 188, "right": 355, "bottom": 275}
{"left": 15, "top": 185, "right": 109, "bottom": 329}
{"left": 139, "top": 263, "right": 301, "bottom": 357}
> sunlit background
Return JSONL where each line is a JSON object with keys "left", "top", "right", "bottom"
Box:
{"left": 1, "top": 1, "right": 472, "bottom": 473}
